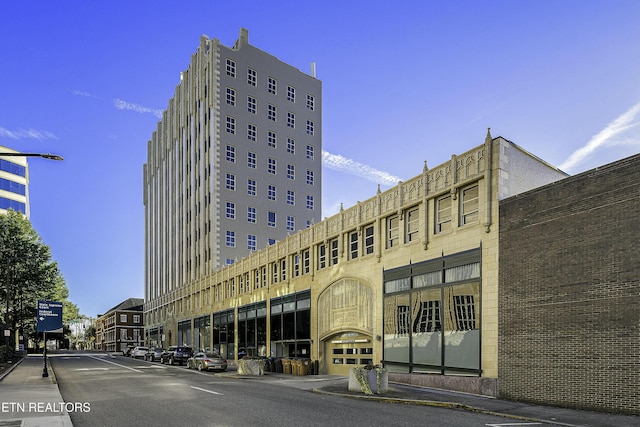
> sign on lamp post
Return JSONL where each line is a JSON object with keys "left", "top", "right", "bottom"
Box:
{"left": 37, "top": 300, "right": 63, "bottom": 377}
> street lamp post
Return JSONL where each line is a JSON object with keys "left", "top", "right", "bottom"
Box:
{"left": 0, "top": 152, "right": 64, "bottom": 161}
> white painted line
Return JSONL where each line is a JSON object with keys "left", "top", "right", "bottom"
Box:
{"left": 74, "top": 368, "right": 110, "bottom": 371}
{"left": 190, "top": 386, "right": 223, "bottom": 395}
{"left": 486, "top": 423, "right": 543, "bottom": 426}
{"left": 86, "top": 355, "right": 145, "bottom": 373}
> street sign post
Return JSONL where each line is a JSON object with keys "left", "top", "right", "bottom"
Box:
{"left": 37, "top": 300, "right": 63, "bottom": 333}
{"left": 37, "top": 300, "right": 63, "bottom": 377}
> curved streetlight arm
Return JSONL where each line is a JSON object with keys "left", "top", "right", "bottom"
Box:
{"left": 0, "top": 152, "right": 64, "bottom": 161}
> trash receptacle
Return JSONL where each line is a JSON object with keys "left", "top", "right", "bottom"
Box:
{"left": 291, "top": 358, "right": 299, "bottom": 375}
{"left": 282, "top": 358, "right": 292, "bottom": 374}
{"left": 299, "top": 358, "right": 311, "bottom": 376}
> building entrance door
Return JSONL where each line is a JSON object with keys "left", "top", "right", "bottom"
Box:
{"left": 324, "top": 331, "right": 374, "bottom": 376}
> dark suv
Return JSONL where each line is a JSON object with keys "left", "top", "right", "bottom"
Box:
{"left": 160, "top": 346, "right": 193, "bottom": 365}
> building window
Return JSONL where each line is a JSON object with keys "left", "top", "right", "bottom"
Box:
{"left": 247, "top": 96, "right": 257, "bottom": 114}
{"left": 226, "top": 145, "right": 235, "bottom": 162}
{"left": 349, "top": 231, "right": 358, "bottom": 259}
{"left": 247, "top": 179, "right": 256, "bottom": 196}
{"left": 268, "top": 158, "right": 276, "bottom": 175}
{"left": 268, "top": 185, "right": 276, "bottom": 201}
{"left": 226, "top": 173, "right": 236, "bottom": 191}
{"left": 226, "top": 87, "right": 236, "bottom": 105}
{"left": 226, "top": 259, "right": 234, "bottom": 266}
{"left": 226, "top": 231, "right": 235, "bottom": 247}
{"left": 405, "top": 207, "right": 419, "bottom": 242}
{"left": 133, "top": 315, "right": 140, "bottom": 324}
{"left": 306, "top": 195, "right": 314, "bottom": 210}
{"left": 247, "top": 151, "right": 257, "bottom": 169}
{"left": 294, "top": 254, "right": 307, "bottom": 278}
{"left": 268, "top": 211, "right": 276, "bottom": 227}
{"left": 120, "top": 314, "right": 127, "bottom": 323}
{"left": 287, "top": 190, "right": 295, "bottom": 205}
{"left": 268, "top": 104, "right": 276, "bottom": 121}
{"left": 306, "top": 170, "right": 314, "bottom": 185}
{"left": 267, "top": 131, "right": 277, "bottom": 148}
{"left": 287, "top": 112, "right": 295, "bottom": 128}
{"left": 364, "top": 225, "right": 374, "bottom": 255}
{"left": 287, "top": 85, "right": 295, "bottom": 102}
{"left": 306, "top": 120, "right": 314, "bottom": 135}
{"left": 268, "top": 77, "right": 277, "bottom": 94}
{"left": 435, "top": 195, "right": 452, "bottom": 233}
{"left": 330, "top": 238, "right": 339, "bottom": 265}
{"left": 303, "top": 249, "right": 310, "bottom": 274}
{"left": 306, "top": 145, "right": 314, "bottom": 160}
{"left": 287, "top": 215, "right": 295, "bottom": 231}
{"left": 287, "top": 138, "right": 295, "bottom": 154}
{"left": 226, "top": 202, "right": 235, "bottom": 219}
{"left": 386, "top": 215, "right": 399, "bottom": 248}
{"left": 286, "top": 164, "right": 295, "bottom": 180}
{"left": 460, "top": 184, "right": 479, "bottom": 225}
{"left": 247, "top": 123, "right": 257, "bottom": 141}
{"left": 247, "top": 207, "right": 256, "bottom": 223}
{"left": 281, "top": 259, "right": 287, "bottom": 282}
{"left": 226, "top": 116, "right": 236, "bottom": 134}
{"left": 317, "top": 244, "right": 326, "bottom": 269}
{"left": 226, "top": 59, "right": 236, "bottom": 77}
{"left": 247, "top": 68, "right": 257, "bottom": 86}
{"left": 306, "top": 94, "right": 314, "bottom": 110}
{"left": 248, "top": 234, "right": 256, "bottom": 251}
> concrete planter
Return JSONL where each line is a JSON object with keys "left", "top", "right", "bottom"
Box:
{"left": 237, "top": 358, "right": 264, "bottom": 376}
{"left": 348, "top": 367, "right": 388, "bottom": 395}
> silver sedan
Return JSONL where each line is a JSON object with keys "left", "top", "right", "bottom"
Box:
{"left": 186, "top": 352, "right": 228, "bottom": 371}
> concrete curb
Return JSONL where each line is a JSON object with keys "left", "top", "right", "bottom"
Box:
{"left": 0, "top": 356, "right": 26, "bottom": 381}
{"left": 310, "top": 387, "right": 550, "bottom": 425}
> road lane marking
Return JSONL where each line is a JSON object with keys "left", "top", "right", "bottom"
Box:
{"left": 190, "top": 386, "right": 223, "bottom": 395}
{"left": 86, "top": 355, "right": 145, "bottom": 373}
{"left": 75, "top": 368, "right": 110, "bottom": 371}
{"left": 486, "top": 423, "right": 543, "bottom": 426}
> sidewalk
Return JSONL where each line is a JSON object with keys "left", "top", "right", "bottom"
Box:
{"left": 0, "top": 355, "right": 72, "bottom": 427}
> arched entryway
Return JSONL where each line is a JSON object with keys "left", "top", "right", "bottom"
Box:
{"left": 317, "top": 277, "right": 375, "bottom": 375}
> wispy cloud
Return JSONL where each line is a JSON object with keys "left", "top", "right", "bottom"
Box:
{"left": 73, "top": 89, "right": 163, "bottom": 118}
{"left": 322, "top": 150, "right": 403, "bottom": 186}
{"left": 113, "top": 99, "right": 163, "bottom": 118}
{"left": 560, "top": 102, "right": 640, "bottom": 172}
{"left": 0, "top": 127, "right": 58, "bottom": 141}
{"left": 72, "top": 90, "right": 102, "bottom": 100}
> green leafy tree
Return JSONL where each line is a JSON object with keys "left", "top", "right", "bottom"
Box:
{"left": 0, "top": 210, "right": 74, "bottom": 352}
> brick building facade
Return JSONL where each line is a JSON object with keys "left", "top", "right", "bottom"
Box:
{"left": 96, "top": 298, "right": 145, "bottom": 354}
{"left": 499, "top": 153, "right": 640, "bottom": 414}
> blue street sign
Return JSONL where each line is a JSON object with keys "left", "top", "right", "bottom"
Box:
{"left": 37, "top": 300, "right": 63, "bottom": 333}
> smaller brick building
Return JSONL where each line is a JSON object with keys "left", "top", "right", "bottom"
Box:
{"left": 96, "top": 298, "right": 144, "bottom": 353}
{"left": 499, "top": 153, "right": 640, "bottom": 414}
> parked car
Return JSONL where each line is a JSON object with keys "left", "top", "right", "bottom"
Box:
{"left": 186, "top": 352, "right": 227, "bottom": 371}
{"left": 144, "top": 347, "right": 165, "bottom": 362}
{"left": 122, "top": 345, "right": 134, "bottom": 357}
{"left": 160, "top": 346, "right": 193, "bottom": 365}
{"left": 131, "top": 346, "right": 149, "bottom": 359}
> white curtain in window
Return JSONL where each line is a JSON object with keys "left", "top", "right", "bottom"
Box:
{"left": 413, "top": 271, "right": 442, "bottom": 288}
{"left": 445, "top": 262, "right": 480, "bottom": 282}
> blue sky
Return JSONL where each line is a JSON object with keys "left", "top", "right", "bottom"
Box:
{"left": 1, "top": 1, "right": 638, "bottom": 318}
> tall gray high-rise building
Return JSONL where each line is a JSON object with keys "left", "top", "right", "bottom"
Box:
{"left": 144, "top": 28, "right": 322, "bottom": 305}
